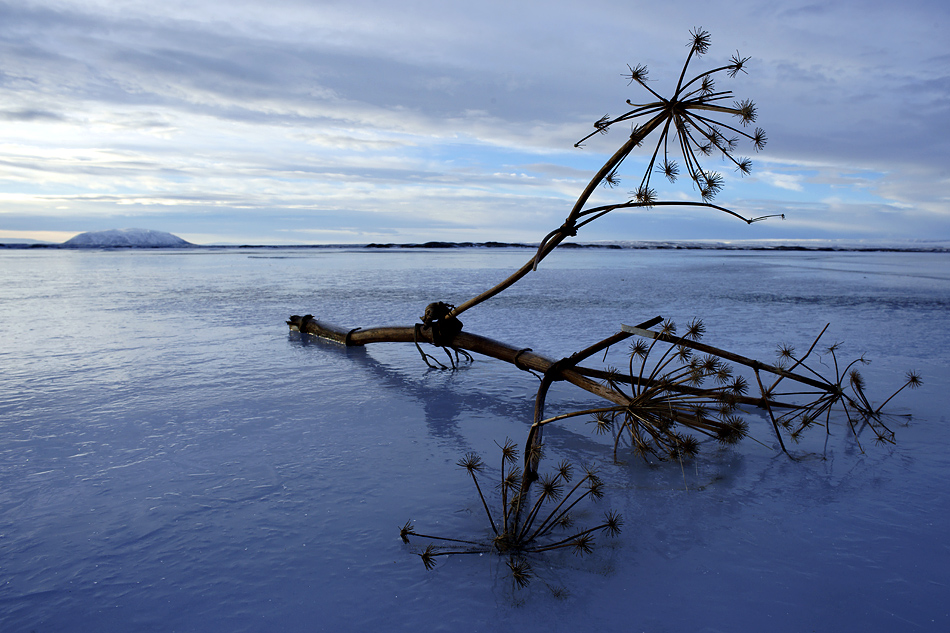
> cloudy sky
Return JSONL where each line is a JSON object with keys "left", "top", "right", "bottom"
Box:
{"left": 1, "top": 0, "right": 947, "bottom": 245}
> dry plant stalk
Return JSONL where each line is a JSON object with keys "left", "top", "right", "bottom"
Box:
{"left": 448, "top": 27, "right": 778, "bottom": 321}
{"left": 399, "top": 443, "right": 622, "bottom": 586}
{"left": 286, "top": 29, "right": 921, "bottom": 587}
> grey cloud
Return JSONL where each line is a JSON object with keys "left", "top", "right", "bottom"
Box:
{"left": 1, "top": 0, "right": 948, "bottom": 242}
{"left": 0, "top": 1, "right": 618, "bottom": 132}
{"left": 0, "top": 108, "right": 64, "bottom": 121}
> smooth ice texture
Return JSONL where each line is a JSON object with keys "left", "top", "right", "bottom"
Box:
{"left": 1, "top": 247, "right": 949, "bottom": 632}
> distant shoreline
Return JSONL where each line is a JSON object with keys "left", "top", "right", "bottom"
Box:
{"left": 3, "top": 240, "right": 949, "bottom": 253}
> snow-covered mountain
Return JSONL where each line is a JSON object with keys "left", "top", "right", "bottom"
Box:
{"left": 63, "top": 228, "right": 192, "bottom": 248}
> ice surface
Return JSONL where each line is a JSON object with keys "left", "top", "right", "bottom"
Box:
{"left": 0, "top": 248, "right": 948, "bottom": 631}
{"left": 62, "top": 228, "right": 192, "bottom": 248}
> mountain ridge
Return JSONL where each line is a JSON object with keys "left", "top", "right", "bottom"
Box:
{"left": 63, "top": 228, "right": 192, "bottom": 248}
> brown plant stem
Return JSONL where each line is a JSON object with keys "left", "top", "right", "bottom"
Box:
{"left": 522, "top": 316, "right": 663, "bottom": 483}
{"left": 621, "top": 323, "right": 835, "bottom": 392}
{"left": 288, "top": 316, "right": 636, "bottom": 407}
{"left": 447, "top": 114, "right": 668, "bottom": 320}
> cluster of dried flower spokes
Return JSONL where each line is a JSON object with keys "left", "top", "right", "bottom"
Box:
{"left": 400, "top": 441, "right": 621, "bottom": 588}
{"left": 594, "top": 319, "right": 923, "bottom": 458}
{"left": 767, "top": 336, "right": 923, "bottom": 450}
{"left": 575, "top": 27, "right": 767, "bottom": 207}
{"left": 448, "top": 28, "right": 779, "bottom": 322}
{"left": 590, "top": 319, "right": 751, "bottom": 462}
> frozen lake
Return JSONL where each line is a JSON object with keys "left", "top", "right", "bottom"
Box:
{"left": 1, "top": 247, "right": 949, "bottom": 631}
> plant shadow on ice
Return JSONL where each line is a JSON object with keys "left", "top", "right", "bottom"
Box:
{"left": 290, "top": 316, "right": 920, "bottom": 603}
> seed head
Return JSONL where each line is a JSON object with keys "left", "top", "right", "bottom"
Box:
{"left": 734, "top": 98, "right": 757, "bottom": 124}
{"left": 700, "top": 354, "right": 721, "bottom": 373}
{"left": 629, "top": 339, "right": 651, "bottom": 359}
{"left": 730, "top": 375, "right": 749, "bottom": 396}
{"left": 591, "top": 412, "right": 613, "bottom": 435}
{"left": 688, "top": 367, "right": 705, "bottom": 386}
{"left": 603, "top": 510, "right": 624, "bottom": 537}
{"left": 777, "top": 343, "right": 796, "bottom": 360}
{"left": 556, "top": 459, "right": 574, "bottom": 483}
{"left": 571, "top": 533, "right": 595, "bottom": 556}
{"left": 699, "top": 171, "right": 724, "bottom": 201}
{"left": 497, "top": 438, "right": 519, "bottom": 465}
{"left": 689, "top": 27, "right": 712, "bottom": 55}
{"left": 539, "top": 473, "right": 564, "bottom": 501}
{"left": 587, "top": 478, "right": 605, "bottom": 500}
{"left": 633, "top": 185, "right": 657, "bottom": 207}
{"left": 501, "top": 467, "right": 523, "bottom": 493}
{"left": 685, "top": 318, "right": 706, "bottom": 341}
{"left": 508, "top": 557, "right": 533, "bottom": 588}
{"left": 905, "top": 370, "right": 923, "bottom": 388}
{"left": 660, "top": 319, "right": 677, "bottom": 337}
{"left": 714, "top": 364, "right": 733, "bottom": 385}
{"left": 727, "top": 52, "right": 751, "bottom": 78}
{"left": 556, "top": 513, "right": 574, "bottom": 530}
{"left": 717, "top": 416, "right": 748, "bottom": 445}
{"left": 399, "top": 520, "right": 415, "bottom": 544}
{"left": 675, "top": 434, "right": 700, "bottom": 458}
{"left": 457, "top": 452, "right": 483, "bottom": 474}
{"left": 420, "top": 545, "right": 438, "bottom": 570}
{"left": 850, "top": 369, "right": 866, "bottom": 392}
{"left": 658, "top": 159, "right": 680, "bottom": 183}
{"left": 624, "top": 63, "right": 649, "bottom": 85}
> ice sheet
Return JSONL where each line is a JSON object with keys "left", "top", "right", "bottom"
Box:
{"left": 1, "top": 248, "right": 948, "bottom": 631}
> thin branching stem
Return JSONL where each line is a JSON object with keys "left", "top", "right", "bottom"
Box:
{"left": 468, "top": 472, "right": 498, "bottom": 536}
{"left": 535, "top": 406, "right": 625, "bottom": 428}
